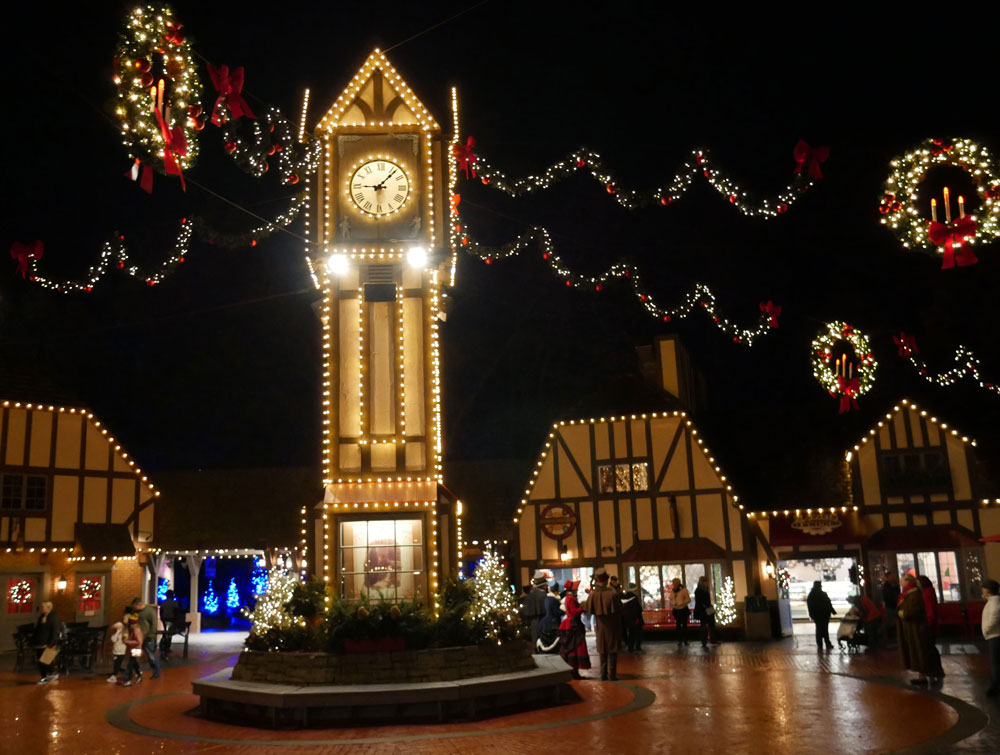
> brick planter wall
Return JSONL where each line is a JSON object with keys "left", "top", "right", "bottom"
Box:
{"left": 231, "top": 641, "right": 536, "bottom": 685}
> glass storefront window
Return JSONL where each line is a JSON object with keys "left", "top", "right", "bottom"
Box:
{"left": 629, "top": 563, "right": 718, "bottom": 610}
{"left": 896, "top": 552, "right": 916, "bottom": 579}
{"left": 938, "top": 551, "right": 961, "bottom": 602}
{"left": 632, "top": 463, "right": 649, "bottom": 491}
{"left": 340, "top": 518, "right": 424, "bottom": 602}
{"left": 889, "top": 550, "right": 965, "bottom": 603}
{"left": 917, "top": 551, "right": 938, "bottom": 594}
{"left": 638, "top": 565, "right": 662, "bottom": 609}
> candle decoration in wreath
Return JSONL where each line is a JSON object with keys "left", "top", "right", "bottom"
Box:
{"left": 114, "top": 5, "right": 202, "bottom": 191}
{"left": 538, "top": 503, "right": 578, "bottom": 541}
{"left": 811, "top": 321, "right": 877, "bottom": 413}
{"left": 879, "top": 138, "right": 1000, "bottom": 268}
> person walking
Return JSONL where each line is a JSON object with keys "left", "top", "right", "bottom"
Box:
{"left": 807, "top": 581, "right": 836, "bottom": 650}
{"left": 882, "top": 571, "right": 901, "bottom": 644}
{"left": 122, "top": 607, "right": 144, "bottom": 686}
{"left": 158, "top": 589, "right": 181, "bottom": 658}
{"left": 521, "top": 574, "right": 549, "bottom": 648}
{"left": 670, "top": 578, "right": 691, "bottom": 646}
{"left": 897, "top": 573, "right": 945, "bottom": 685}
{"left": 584, "top": 568, "right": 623, "bottom": 681}
{"left": 107, "top": 622, "right": 128, "bottom": 683}
{"left": 131, "top": 597, "right": 162, "bottom": 679}
{"left": 32, "top": 601, "right": 61, "bottom": 684}
{"left": 917, "top": 575, "right": 939, "bottom": 637}
{"left": 558, "top": 581, "right": 591, "bottom": 678}
{"left": 621, "top": 583, "right": 644, "bottom": 653}
{"left": 694, "top": 576, "right": 720, "bottom": 647}
{"left": 981, "top": 578, "right": 1000, "bottom": 697}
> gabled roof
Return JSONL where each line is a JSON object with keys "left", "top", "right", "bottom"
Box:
{"left": 317, "top": 48, "right": 440, "bottom": 132}
{"left": 844, "top": 397, "right": 978, "bottom": 458}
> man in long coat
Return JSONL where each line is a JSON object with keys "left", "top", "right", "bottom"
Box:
{"left": 585, "top": 568, "right": 623, "bottom": 680}
{"left": 521, "top": 574, "right": 549, "bottom": 647}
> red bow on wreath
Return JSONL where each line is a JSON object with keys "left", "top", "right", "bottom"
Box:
{"left": 893, "top": 332, "right": 919, "bottom": 357}
{"left": 453, "top": 136, "right": 477, "bottom": 179}
{"left": 207, "top": 63, "right": 256, "bottom": 126}
{"left": 837, "top": 375, "right": 860, "bottom": 414}
{"left": 759, "top": 300, "right": 781, "bottom": 328}
{"left": 450, "top": 193, "right": 461, "bottom": 215}
{"left": 10, "top": 240, "right": 44, "bottom": 279}
{"left": 154, "top": 108, "right": 188, "bottom": 191}
{"left": 793, "top": 140, "right": 829, "bottom": 180}
{"left": 928, "top": 216, "right": 977, "bottom": 269}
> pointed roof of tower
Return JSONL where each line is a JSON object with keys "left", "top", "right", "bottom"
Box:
{"left": 318, "top": 48, "right": 440, "bottom": 132}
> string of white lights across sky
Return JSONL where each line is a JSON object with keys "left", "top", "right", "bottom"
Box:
{"left": 470, "top": 145, "right": 821, "bottom": 217}
{"left": 902, "top": 345, "right": 1000, "bottom": 397}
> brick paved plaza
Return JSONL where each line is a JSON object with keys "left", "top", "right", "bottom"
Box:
{"left": 4, "top": 631, "right": 999, "bottom": 754}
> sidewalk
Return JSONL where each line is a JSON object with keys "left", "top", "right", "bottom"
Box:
{"left": 2, "top": 632, "right": 997, "bottom": 754}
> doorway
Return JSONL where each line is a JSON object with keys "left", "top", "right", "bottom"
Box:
{"left": 778, "top": 556, "right": 859, "bottom": 625}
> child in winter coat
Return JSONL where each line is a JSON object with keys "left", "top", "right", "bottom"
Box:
{"left": 107, "top": 622, "right": 127, "bottom": 684}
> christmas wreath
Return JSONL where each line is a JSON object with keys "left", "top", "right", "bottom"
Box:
{"left": 879, "top": 138, "right": 1000, "bottom": 267}
{"left": 8, "top": 579, "right": 33, "bottom": 607}
{"left": 811, "top": 321, "right": 877, "bottom": 412}
{"left": 113, "top": 5, "right": 202, "bottom": 187}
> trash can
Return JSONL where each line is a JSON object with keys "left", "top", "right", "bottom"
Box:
{"left": 744, "top": 595, "right": 770, "bottom": 640}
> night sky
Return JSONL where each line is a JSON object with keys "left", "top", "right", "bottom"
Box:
{"left": 2, "top": 3, "right": 998, "bottom": 517}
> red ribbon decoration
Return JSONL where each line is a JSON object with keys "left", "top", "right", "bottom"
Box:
{"left": 893, "top": 332, "right": 919, "bottom": 357}
{"left": 928, "top": 216, "right": 978, "bottom": 269}
{"left": 207, "top": 64, "right": 256, "bottom": 126}
{"left": 153, "top": 107, "right": 188, "bottom": 191}
{"left": 450, "top": 193, "right": 461, "bottom": 215}
{"left": 793, "top": 140, "right": 829, "bottom": 180}
{"left": 837, "top": 375, "right": 860, "bottom": 413}
{"left": 759, "top": 300, "right": 781, "bottom": 328}
{"left": 453, "top": 136, "right": 477, "bottom": 179}
{"left": 10, "top": 240, "right": 44, "bottom": 279}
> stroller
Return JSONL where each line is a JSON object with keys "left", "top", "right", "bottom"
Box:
{"left": 836, "top": 610, "right": 869, "bottom": 651}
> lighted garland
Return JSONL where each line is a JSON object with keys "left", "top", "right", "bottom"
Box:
{"left": 8, "top": 579, "right": 33, "bottom": 606}
{"left": 811, "top": 321, "right": 877, "bottom": 411}
{"left": 716, "top": 576, "right": 737, "bottom": 626}
{"left": 78, "top": 578, "right": 102, "bottom": 601}
{"left": 113, "top": 5, "right": 202, "bottom": 176}
{"left": 902, "top": 344, "right": 1000, "bottom": 397}
{"left": 22, "top": 194, "right": 306, "bottom": 292}
{"left": 453, "top": 219, "right": 780, "bottom": 345}
{"left": 880, "top": 137, "right": 1000, "bottom": 259}
{"left": 472, "top": 146, "right": 818, "bottom": 218}
{"left": 221, "top": 106, "right": 321, "bottom": 183}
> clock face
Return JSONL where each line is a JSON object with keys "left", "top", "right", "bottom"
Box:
{"left": 348, "top": 159, "right": 410, "bottom": 216}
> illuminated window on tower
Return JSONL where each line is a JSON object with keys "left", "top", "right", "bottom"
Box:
{"left": 340, "top": 518, "right": 425, "bottom": 602}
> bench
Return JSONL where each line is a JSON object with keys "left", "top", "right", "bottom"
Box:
{"left": 936, "top": 602, "right": 965, "bottom": 635}
{"left": 641, "top": 608, "right": 701, "bottom": 630}
{"left": 156, "top": 621, "right": 191, "bottom": 660}
{"left": 192, "top": 653, "right": 573, "bottom": 727}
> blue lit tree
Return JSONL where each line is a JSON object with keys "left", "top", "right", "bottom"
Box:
{"left": 251, "top": 559, "right": 268, "bottom": 596}
{"left": 156, "top": 577, "right": 169, "bottom": 602}
{"left": 203, "top": 580, "right": 220, "bottom": 614}
{"left": 226, "top": 577, "right": 241, "bottom": 610}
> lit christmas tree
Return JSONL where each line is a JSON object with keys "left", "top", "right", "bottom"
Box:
{"left": 203, "top": 580, "right": 220, "bottom": 614}
{"left": 247, "top": 568, "right": 301, "bottom": 635}
{"left": 250, "top": 558, "right": 268, "bottom": 596}
{"left": 156, "top": 577, "right": 169, "bottom": 602}
{"left": 716, "top": 576, "right": 738, "bottom": 626}
{"left": 226, "top": 578, "right": 240, "bottom": 610}
{"left": 468, "top": 546, "right": 520, "bottom": 644}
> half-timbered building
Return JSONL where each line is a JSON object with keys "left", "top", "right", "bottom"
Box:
{"left": 0, "top": 397, "right": 158, "bottom": 648}
{"left": 512, "top": 338, "right": 773, "bottom": 629}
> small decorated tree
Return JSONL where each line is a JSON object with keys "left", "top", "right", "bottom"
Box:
{"left": 250, "top": 558, "right": 268, "bottom": 596}
{"left": 468, "top": 546, "right": 521, "bottom": 644}
{"left": 716, "top": 576, "right": 738, "bottom": 626}
{"left": 246, "top": 568, "right": 300, "bottom": 635}
{"left": 226, "top": 578, "right": 241, "bottom": 610}
{"left": 203, "top": 580, "right": 220, "bottom": 614}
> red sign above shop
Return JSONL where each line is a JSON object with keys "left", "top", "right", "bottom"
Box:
{"left": 768, "top": 511, "right": 867, "bottom": 546}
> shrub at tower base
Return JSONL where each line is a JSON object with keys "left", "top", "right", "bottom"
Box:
{"left": 234, "top": 576, "right": 532, "bottom": 686}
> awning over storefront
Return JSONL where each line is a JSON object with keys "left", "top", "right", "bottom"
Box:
{"left": 767, "top": 511, "right": 867, "bottom": 547}
{"left": 866, "top": 526, "right": 980, "bottom": 551}
{"left": 621, "top": 538, "right": 727, "bottom": 562}
{"left": 73, "top": 523, "right": 136, "bottom": 559}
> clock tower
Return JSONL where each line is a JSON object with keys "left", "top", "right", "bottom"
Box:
{"left": 307, "top": 50, "right": 459, "bottom": 610}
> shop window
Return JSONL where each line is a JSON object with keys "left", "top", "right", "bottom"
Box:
{"left": 881, "top": 450, "right": 949, "bottom": 492}
{"left": 78, "top": 576, "right": 103, "bottom": 613}
{"left": 340, "top": 518, "right": 425, "bottom": 602}
{"left": 627, "top": 562, "right": 717, "bottom": 610}
{"left": 0, "top": 474, "right": 48, "bottom": 511}
{"left": 6, "top": 578, "right": 34, "bottom": 614}
{"left": 598, "top": 462, "right": 650, "bottom": 493}
{"left": 894, "top": 550, "right": 962, "bottom": 602}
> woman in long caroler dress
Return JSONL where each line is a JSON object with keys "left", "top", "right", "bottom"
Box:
{"left": 558, "top": 581, "right": 591, "bottom": 679}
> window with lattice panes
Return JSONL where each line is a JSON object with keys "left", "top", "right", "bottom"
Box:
{"left": 0, "top": 474, "right": 48, "bottom": 511}
{"left": 340, "top": 518, "right": 425, "bottom": 602}
{"left": 598, "top": 462, "right": 651, "bottom": 493}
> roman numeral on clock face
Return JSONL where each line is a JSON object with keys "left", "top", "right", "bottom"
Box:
{"left": 364, "top": 201, "right": 372, "bottom": 210}
{"left": 355, "top": 193, "right": 365, "bottom": 203}
{"left": 376, "top": 204, "right": 383, "bottom": 213}
{"left": 394, "top": 194, "right": 404, "bottom": 203}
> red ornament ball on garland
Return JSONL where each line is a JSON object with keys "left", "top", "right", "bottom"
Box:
{"left": 606, "top": 183, "right": 617, "bottom": 194}
{"left": 777, "top": 203, "right": 788, "bottom": 214}
{"left": 274, "top": 143, "right": 283, "bottom": 153}
{"left": 188, "top": 105, "right": 202, "bottom": 118}
{"left": 460, "top": 237, "right": 469, "bottom": 246}
{"left": 703, "top": 169, "right": 711, "bottom": 178}
{"left": 136, "top": 58, "right": 151, "bottom": 73}
{"left": 481, "top": 177, "right": 490, "bottom": 185}
{"left": 565, "top": 279, "right": 573, "bottom": 287}
{"left": 267, "top": 145, "right": 276, "bottom": 156}
{"left": 660, "top": 196, "right": 672, "bottom": 206}
{"left": 251, "top": 239, "right": 257, "bottom": 246}
{"left": 224, "top": 141, "right": 237, "bottom": 153}
{"left": 261, "top": 161, "right": 269, "bottom": 173}
{"left": 287, "top": 174, "right": 299, "bottom": 185}
{"left": 595, "top": 284, "right": 602, "bottom": 291}
{"left": 728, "top": 194, "right": 737, "bottom": 204}
{"left": 576, "top": 158, "right": 586, "bottom": 167}
{"left": 662, "top": 315, "right": 671, "bottom": 322}
{"left": 484, "top": 257, "right": 492, "bottom": 265}
{"left": 140, "top": 72, "right": 154, "bottom": 88}
{"left": 193, "top": 117, "right": 205, "bottom": 131}
{"left": 268, "top": 123, "right": 275, "bottom": 133}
